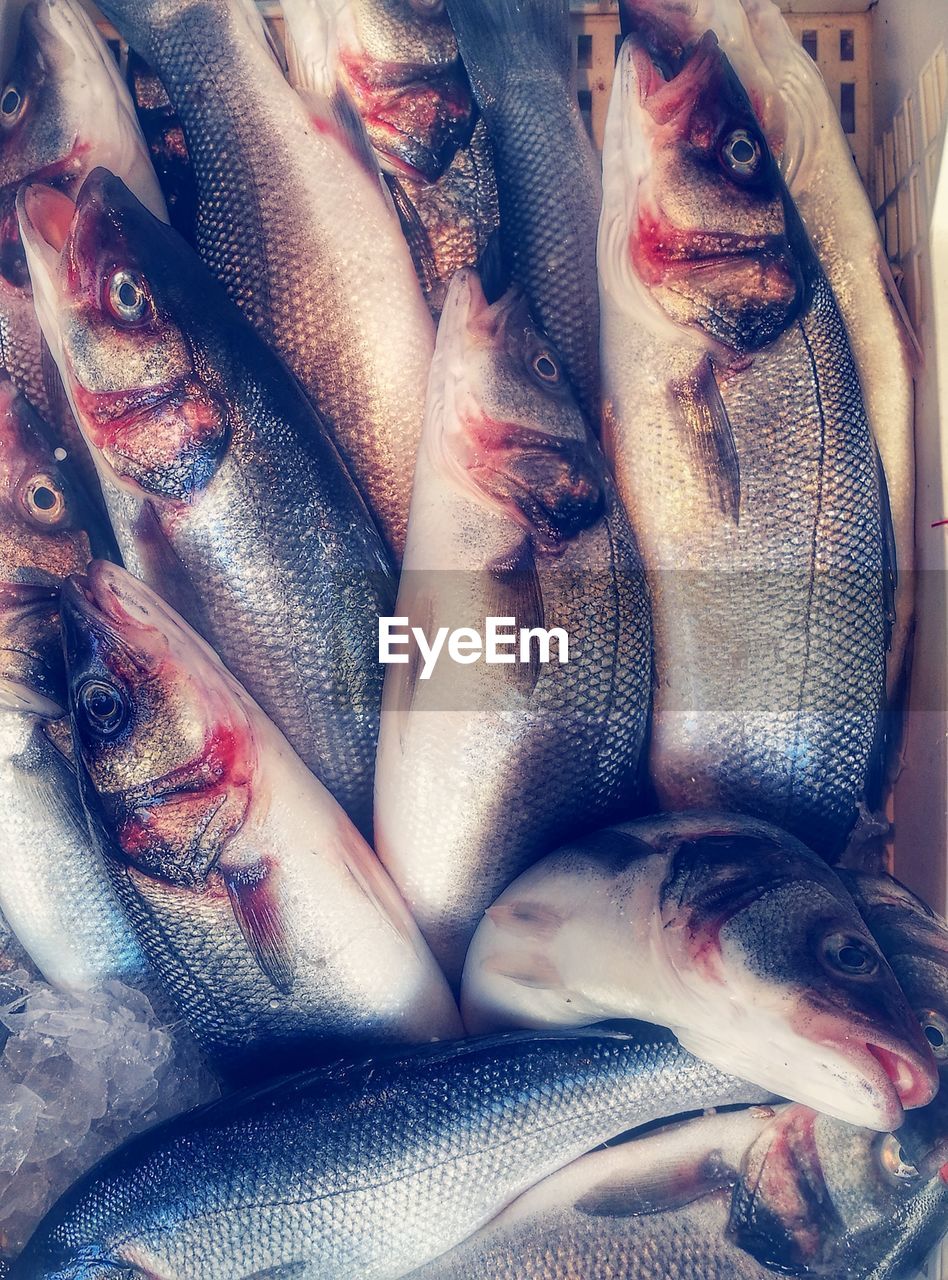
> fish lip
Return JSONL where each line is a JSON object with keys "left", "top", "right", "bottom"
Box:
{"left": 866, "top": 1042, "right": 938, "bottom": 1111}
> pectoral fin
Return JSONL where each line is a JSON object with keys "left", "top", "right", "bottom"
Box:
{"left": 222, "top": 859, "right": 294, "bottom": 994}
{"left": 487, "top": 540, "right": 545, "bottom": 691}
{"left": 672, "top": 357, "right": 741, "bottom": 524}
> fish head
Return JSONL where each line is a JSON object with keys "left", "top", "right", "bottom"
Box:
{"left": 0, "top": 376, "right": 104, "bottom": 718}
{"left": 0, "top": 0, "right": 164, "bottom": 297}
{"left": 430, "top": 268, "right": 604, "bottom": 550}
{"left": 728, "top": 1103, "right": 948, "bottom": 1277}
{"left": 601, "top": 25, "right": 815, "bottom": 353}
{"left": 337, "top": 0, "right": 474, "bottom": 181}
{"left": 659, "top": 822, "right": 938, "bottom": 1130}
{"left": 60, "top": 561, "right": 256, "bottom": 890}
{"left": 18, "top": 168, "right": 230, "bottom": 504}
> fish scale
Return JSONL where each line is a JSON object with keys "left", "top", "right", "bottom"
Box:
{"left": 96, "top": 0, "right": 435, "bottom": 557}
{"left": 11, "top": 1029, "right": 766, "bottom": 1279}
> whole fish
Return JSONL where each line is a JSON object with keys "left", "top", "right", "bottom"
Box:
{"left": 0, "top": 0, "right": 166, "bottom": 491}
{"left": 95, "top": 0, "right": 435, "bottom": 557}
{"left": 59, "top": 560, "right": 462, "bottom": 1076}
{"left": 618, "top": 0, "right": 916, "bottom": 709}
{"left": 19, "top": 169, "right": 395, "bottom": 835}
{"left": 374, "top": 268, "right": 652, "bottom": 984}
{"left": 10, "top": 1025, "right": 767, "bottom": 1279}
{"left": 462, "top": 811, "right": 938, "bottom": 1130}
{"left": 599, "top": 27, "right": 891, "bottom": 856}
{"left": 411, "top": 1104, "right": 948, "bottom": 1280}
{"left": 445, "top": 0, "right": 602, "bottom": 424}
{"left": 281, "top": 0, "right": 499, "bottom": 315}
{"left": 0, "top": 376, "right": 150, "bottom": 994}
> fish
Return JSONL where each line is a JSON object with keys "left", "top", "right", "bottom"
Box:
{"left": 444, "top": 0, "right": 602, "bottom": 424}
{"left": 59, "top": 560, "right": 462, "bottom": 1077}
{"left": 95, "top": 0, "right": 435, "bottom": 558}
{"left": 409, "top": 1103, "right": 948, "bottom": 1280}
{"left": 0, "top": 0, "right": 166, "bottom": 494}
{"left": 374, "top": 268, "right": 652, "bottom": 985}
{"left": 19, "top": 168, "right": 396, "bottom": 836}
{"left": 0, "top": 375, "right": 151, "bottom": 995}
{"left": 462, "top": 811, "right": 938, "bottom": 1130}
{"left": 281, "top": 0, "right": 499, "bottom": 315}
{"left": 9, "top": 1025, "right": 768, "bottom": 1279}
{"left": 598, "top": 26, "right": 892, "bottom": 857}
{"left": 125, "top": 49, "right": 198, "bottom": 245}
{"left": 619, "top": 0, "right": 916, "bottom": 713}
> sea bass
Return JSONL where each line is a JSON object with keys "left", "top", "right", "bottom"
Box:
{"left": 462, "top": 811, "right": 938, "bottom": 1130}
{"left": 19, "top": 169, "right": 395, "bottom": 835}
{"left": 0, "top": 376, "right": 150, "bottom": 994}
{"left": 375, "top": 268, "right": 652, "bottom": 984}
{"left": 0, "top": 0, "right": 166, "bottom": 487}
{"left": 598, "top": 29, "right": 891, "bottom": 856}
{"left": 10, "top": 1026, "right": 768, "bottom": 1279}
{"left": 281, "top": 0, "right": 499, "bottom": 315}
{"left": 95, "top": 0, "right": 434, "bottom": 556}
{"left": 445, "top": 0, "right": 602, "bottom": 424}
{"left": 619, "top": 0, "right": 917, "bottom": 708}
{"left": 59, "top": 561, "right": 461, "bottom": 1077}
{"left": 410, "top": 1104, "right": 948, "bottom": 1280}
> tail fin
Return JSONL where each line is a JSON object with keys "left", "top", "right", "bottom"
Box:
{"left": 446, "top": 0, "right": 573, "bottom": 108}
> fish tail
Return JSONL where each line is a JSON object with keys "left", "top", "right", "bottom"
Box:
{"left": 447, "top": 0, "right": 573, "bottom": 105}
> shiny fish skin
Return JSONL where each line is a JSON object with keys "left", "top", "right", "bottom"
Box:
{"left": 375, "top": 269, "right": 651, "bottom": 984}
{"left": 20, "top": 169, "right": 395, "bottom": 835}
{"left": 0, "top": 0, "right": 165, "bottom": 492}
{"left": 60, "top": 561, "right": 461, "bottom": 1077}
{"left": 599, "top": 32, "right": 890, "bottom": 857}
{"left": 11, "top": 1027, "right": 766, "bottom": 1279}
{"left": 445, "top": 0, "right": 602, "bottom": 424}
{"left": 97, "top": 0, "right": 434, "bottom": 557}
{"left": 462, "top": 811, "right": 939, "bottom": 1130}
{"left": 0, "top": 377, "right": 150, "bottom": 994}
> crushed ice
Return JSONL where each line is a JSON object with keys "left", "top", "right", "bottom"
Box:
{"left": 0, "top": 969, "right": 219, "bottom": 1257}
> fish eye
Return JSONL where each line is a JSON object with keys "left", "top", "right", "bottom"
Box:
{"left": 19, "top": 473, "right": 67, "bottom": 526}
{"left": 720, "top": 127, "right": 763, "bottom": 179}
{"left": 0, "top": 84, "right": 23, "bottom": 123}
{"left": 107, "top": 270, "right": 150, "bottom": 325}
{"left": 878, "top": 1134, "right": 920, "bottom": 1182}
{"left": 820, "top": 931, "right": 880, "bottom": 978}
{"left": 76, "top": 678, "right": 131, "bottom": 740}
{"left": 919, "top": 1009, "right": 948, "bottom": 1060}
{"left": 531, "top": 352, "right": 560, "bottom": 384}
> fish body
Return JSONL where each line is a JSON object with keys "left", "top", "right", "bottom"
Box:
{"left": 96, "top": 0, "right": 434, "bottom": 556}
{"left": 60, "top": 561, "right": 461, "bottom": 1076}
{"left": 11, "top": 1026, "right": 766, "bottom": 1279}
{"left": 20, "top": 169, "right": 395, "bottom": 834}
{"left": 462, "top": 811, "right": 938, "bottom": 1130}
{"left": 126, "top": 49, "right": 198, "bottom": 245}
{"left": 0, "top": 376, "right": 149, "bottom": 994}
{"left": 598, "top": 29, "right": 890, "bottom": 856}
{"left": 281, "top": 0, "right": 498, "bottom": 314}
{"left": 413, "top": 1102, "right": 948, "bottom": 1280}
{"left": 375, "top": 269, "right": 651, "bottom": 984}
{"left": 0, "top": 0, "right": 165, "bottom": 490}
{"left": 445, "top": 0, "right": 602, "bottom": 423}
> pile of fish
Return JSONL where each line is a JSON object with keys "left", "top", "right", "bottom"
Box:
{"left": 0, "top": 0, "right": 937, "bottom": 1274}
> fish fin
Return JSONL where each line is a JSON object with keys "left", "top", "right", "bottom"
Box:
{"left": 876, "top": 246, "right": 923, "bottom": 371}
{"left": 875, "top": 443, "right": 899, "bottom": 653}
{"left": 222, "top": 860, "right": 295, "bottom": 993}
{"left": 671, "top": 358, "right": 741, "bottom": 524}
{"left": 446, "top": 0, "right": 573, "bottom": 108}
{"left": 486, "top": 900, "right": 566, "bottom": 938}
{"left": 484, "top": 947, "right": 564, "bottom": 989}
{"left": 576, "top": 1153, "right": 736, "bottom": 1219}
{"left": 486, "top": 540, "right": 545, "bottom": 691}
{"left": 385, "top": 173, "right": 441, "bottom": 299}
{"left": 476, "top": 227, "right": 509, "bottom": 304}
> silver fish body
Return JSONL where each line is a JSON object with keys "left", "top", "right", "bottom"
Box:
{"left": 97, "top": 0, "right": 434, "bottom": 557}
{"left": 10, "top": 1027, "right": 766, "bottom": 1279}
{"left": 375, "top": 270, "right": 651, "bottom": 984}
{"left": 599, "top": 33, "right": 891, "bottom": 857}
{"left": 445, "top": 0, "right": 602, "bottom": 423}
